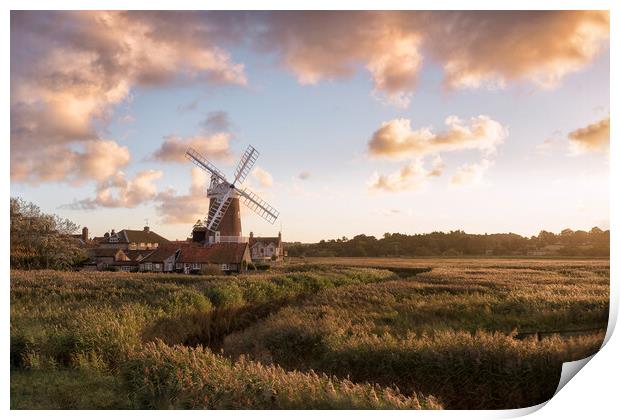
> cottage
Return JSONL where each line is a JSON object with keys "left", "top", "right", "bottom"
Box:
{"left": 249, "top": 232, "right": 285, "bottom": 262}
{"left": 176, "top": 242, "right": 251, "bottom": 274}
{"left": 138, "top": 248, "right": 179, "bottom": 273}
{"left": 124, "top": 249, "right": 149, "bottom": 262}
{"left": 85, "top": 248, "right": 129, "bottom": 270}
{"left": 94, "top": 226, "right": 169, "bottom": 250}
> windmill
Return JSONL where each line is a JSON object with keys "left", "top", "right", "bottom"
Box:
{"left": 185, "top": 145, "right": 279, "bottom": 244}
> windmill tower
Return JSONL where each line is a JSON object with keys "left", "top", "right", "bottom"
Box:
{"left": 185, "top": 145, "right": 279, "bottom": 244}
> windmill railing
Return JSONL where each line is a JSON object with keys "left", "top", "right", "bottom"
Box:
{"left": 208, "top": 235, "right": 249, "bottom": 244}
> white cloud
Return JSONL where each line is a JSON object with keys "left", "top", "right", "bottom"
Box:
{"left": 251, "top": 166, "right": 274, "bottom": 188}
{"left": 568, "top": 117, "right": 610, "bottom": 154}
{"left": 368, "top": 115, "right": 507, "bottom": 160}
{"left": 11, "top": 11, "right": 246, "bottom": 185}
{"left": 66, "top": 170, "right": 163, "bottom": 209}
{"left": 367, "top": 158, "right": 434, "bottom": 192}
{"left": 450, "top": 159, "right": 492, "bottom": 186}
{"left": 155, "top": 168, "right": 210, "bottom": 224}
{"left": 151, "top": 132, "right": 233, "bottom": 163}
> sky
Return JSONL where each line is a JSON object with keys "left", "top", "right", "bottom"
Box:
{"left": 10, "top": 11, "right": 610, "bottom": 242}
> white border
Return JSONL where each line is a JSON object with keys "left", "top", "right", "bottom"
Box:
{"left": 2, "top": 1, "right": 616, "bottom": 419}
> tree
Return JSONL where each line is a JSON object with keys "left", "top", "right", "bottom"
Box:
{"left": 10, "top": 197, "right": 87, "bottom": 270}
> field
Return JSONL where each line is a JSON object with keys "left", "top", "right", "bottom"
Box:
{"left": 10, "top": 258, "right": 609, "bottom": 409}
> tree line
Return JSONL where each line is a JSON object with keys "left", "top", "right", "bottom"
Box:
{"left": 286, "top": 228, "right": 610, "bottom": 258}
{"left": 10, "top": 197, "right": 87, "bottom": 269}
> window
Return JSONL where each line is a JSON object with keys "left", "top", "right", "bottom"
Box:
{"left": 154, "top": 263, "right": 161, "bottom": 269}
{"left": 221, "top": 264, "right": 229, "bottom": 271}
{"left": 145, "top": 262, "right": 152, "bottom": 271}
{"left": 121, "top": 266, "right": 131, "bottom": 272}
{"left": 139, "top": 242, "right": 146, "bottom": 249}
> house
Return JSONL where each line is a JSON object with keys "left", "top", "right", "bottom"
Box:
{"left": 249, "top": 232, "right": 285, "bottom": 262}
{"left": 109, "top": 260, "right": 140, "bottom": 272}
{"left": 123, "top": 249, "right": 149, "bottom": 263}
{"left": 175, "top": 242, "right": 251, "bottom": 274}
{"left": 138, "top": 248, "right": 179, "bottom": 273}
{"left": 84, "top": 248, "right": 130, "bottom": 270}
{"left": 94, "top": 226, "right": 169, "bottom": 250}
{"left": 68, "top": 227, "right": 90, "bottom": 247}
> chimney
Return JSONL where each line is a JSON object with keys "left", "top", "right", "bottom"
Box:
{"left": 278, "top": 231, "right": 282, "bottom": 240}
{"left": 82, "top": 226, "right": 88, "bottom": 242}
{"left": 111, "top": 229, "right": 116, "bottom": 235}
{"left": 249, "top": 231, "right": 254, "bottom": 239}
{"left": 144, "top": 226, "right": 150, "bottom": 233}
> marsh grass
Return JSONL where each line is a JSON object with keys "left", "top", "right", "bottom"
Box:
{"left": 223, "top": 262, "right": 609, "bottom": 408}
{"left": 10, "top": 260, "right": 609, "bottom": 409}
{"left": 123, "top": 339, "right": 440, "bottom": 409}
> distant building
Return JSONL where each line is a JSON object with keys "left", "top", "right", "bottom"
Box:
{"left": 138, "top": 248, "right": 179, "bottom": 273}
{"left": 69, "top": 226, "right": 90, "bottom": 247}
{"left": 93, "top": 226, "right": 169, "bottom": 250}
{"left": 249, "top": 232, "right": 285, "bottom": 262}
{"left": 176, "top": 242, "right": 251, "bottom": 274}
{"left": 84, "top": 248, "right": 130, "bottom": 271}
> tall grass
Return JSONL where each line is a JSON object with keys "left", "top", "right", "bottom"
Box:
{"left": 123, "top": 340, "right": 440, "bottom": 409}
{"left": 223, "top": 263, "right": 609, "bottom": 408}
{"left": 10, "top": 260, "right": 609, "bottom": 409}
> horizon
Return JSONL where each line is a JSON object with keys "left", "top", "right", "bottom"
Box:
{"left": 10, "top": 11, "right": 610, "bottom": 243}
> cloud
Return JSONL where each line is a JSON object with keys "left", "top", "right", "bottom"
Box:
{"left": 427, "top": 155, "right": 445, "bottom": 177}
{"left": 367, "top": 158, "right": 435, "bottom": 192}
{"left": 298, "top": 171, "right": 311, "bottom": 180}
{"left": 368, "top": 115, "right": 507, "bottom": 160}
{"left": 252, "top": 12, "right": 422, "bottom": 106}
{"left": 11, "top": 140, "right": 130, "bottom": 185}
{"left": 420, "top": 11, "right": 609, "bottom": 89}
{"left": 252, "top": 166, "right": 274, "bottom": 187}
{"left": 246, "top": 11, "right": 608, "bottom": 103}
{"left": 568, "top": 117, "right": 610, "bottom": 154}
{"left": 65, "top": 170, "right": 163, "bottom": 209}
{"left": 201, "top": 110, "right": 231, "bottom": 133}
{"left": 151, "top": 132, "right": 233, "bottom": 163}
{"left": 450, "top": 159, "right": 492, "bottom": 186}
{"left": 155, "top": 168, "right": 209, "bottom": 224}
{"left": 11, "top": 11, "right": 247, "bottom": 184}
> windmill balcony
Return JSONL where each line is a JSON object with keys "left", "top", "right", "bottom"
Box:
{"left": 208, "top": 235, "right": 249, "bottom": 244}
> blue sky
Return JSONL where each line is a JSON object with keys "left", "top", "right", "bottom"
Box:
{"left": 10, "top": 11, "right": 610, "bottom": 242}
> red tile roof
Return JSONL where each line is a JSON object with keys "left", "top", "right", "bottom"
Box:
{"left": 177, "top": 242, "right": 249, "bottom": 264}
{"left": 140, "top": 248, "right": 178, "bottom": 263}
{"left": 87, "top": 248, "right": 125, "bottom": 258}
